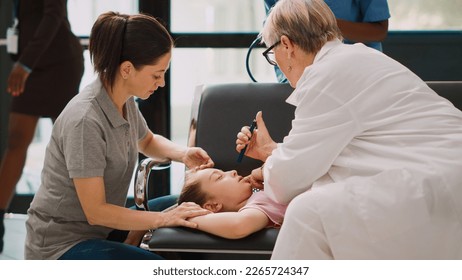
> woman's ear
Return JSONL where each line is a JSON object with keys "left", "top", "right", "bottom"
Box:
{"left": 280, "top": 35, "right": 295, "bottom": 59}
{"left": 120, "top": 61, "right": 133, "bottom": 79}
{"left": 203, "top": 201, "right": 223, "bottom": 213}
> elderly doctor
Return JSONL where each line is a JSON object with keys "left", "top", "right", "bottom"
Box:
{"left": 236, "top": 0, "right": 462, "bottom": 259}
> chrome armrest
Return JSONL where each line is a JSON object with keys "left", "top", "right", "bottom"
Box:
{"left": 134, "top": 158, "right": 171, "bottom": 211}
{"left": 133, "top": 158, "right": 171, "bottom": 250}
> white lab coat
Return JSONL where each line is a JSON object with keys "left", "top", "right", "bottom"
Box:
{"left": 265, "top": 39, "right": 462, "bottom": 259}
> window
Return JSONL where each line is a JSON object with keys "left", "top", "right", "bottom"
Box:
{"left": 169, "top": 0, "right": 278, "bottom": 193}
{"left": 171, "top": 0, "right": 265, "bottom": 33}
{"left": 388, "top": 0, "right": 462, "bottom": 30}
{"left": 68, "top": 0, "right": 139, "bottom": 37}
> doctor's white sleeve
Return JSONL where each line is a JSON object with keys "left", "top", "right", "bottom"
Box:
{"left": 263, "top": 95, "right": 362, "bottom": 204}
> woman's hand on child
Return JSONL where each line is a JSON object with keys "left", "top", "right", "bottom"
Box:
{"left": 183, "top": 147, "right": 214, "bottom": 170}
{"left": 160, "top": 202, "right": 211, "bottom": 228}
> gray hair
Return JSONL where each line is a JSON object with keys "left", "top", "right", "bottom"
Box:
{"left": 260, "top": 0, "right": 342, "bottom": 54}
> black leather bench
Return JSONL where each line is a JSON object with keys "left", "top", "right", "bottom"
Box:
{"left": 143, "top": 81, "right": 462, "bottom": 260}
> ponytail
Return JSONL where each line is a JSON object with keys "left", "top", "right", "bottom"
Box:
{"left": 89, "top": 12, "right": 128, "bottom": 90}
{"left": 89, "top": 11, "right": 173, "bottom": 90}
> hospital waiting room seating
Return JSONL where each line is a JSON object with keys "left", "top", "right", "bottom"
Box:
{"left": 135, "top": 81, "right": 462, "bottom": 260}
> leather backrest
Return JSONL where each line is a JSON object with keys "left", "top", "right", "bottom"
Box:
{"left": 426, "top": 81, "right": 462, "bottom": 111}
{"left": 188, "top": 81, "right": 462, "bottom": 176}
{"left": 189, "top": 83, "right": 294, "bottom": 176}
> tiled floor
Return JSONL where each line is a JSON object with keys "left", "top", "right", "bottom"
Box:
{"left": 0, "top": 213, "right": 26, "bottom": 260}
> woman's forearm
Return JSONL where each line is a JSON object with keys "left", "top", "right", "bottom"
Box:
{"left": 336, "top": 19, "right": 388, "bottom": 42}
{"left": 138, "top": 132, "right": 186, "bottom": 163}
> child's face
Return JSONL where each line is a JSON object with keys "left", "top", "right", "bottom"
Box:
{"left": 194, "top": 168, "right": 253, "bottom": 212}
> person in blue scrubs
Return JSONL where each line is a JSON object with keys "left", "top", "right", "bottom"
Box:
{"left": 263, "top": 0, "right": 390, "bottom": 82}
{"left": 264, "top": 0, "right": 389, "bottom": 50}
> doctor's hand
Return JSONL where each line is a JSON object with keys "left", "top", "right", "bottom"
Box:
{"left": 183, "top": 147, "right": 214, "bottom": 170}
{"left": 7, "top": 63, "right": 30, "bottom": 97}
{"left": 236, "top": 111, "right": 277, "bottom": 162}
{"left": 245, "top": 166, "right": 264, "bottom": 190}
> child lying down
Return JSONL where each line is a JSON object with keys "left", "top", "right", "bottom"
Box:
{"left": 178, "top": 168, "right": 287, "bottom": 239}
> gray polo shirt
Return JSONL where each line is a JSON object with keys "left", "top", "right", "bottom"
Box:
{"left": 24, "top": 79, "right": 149, "bottom": 259}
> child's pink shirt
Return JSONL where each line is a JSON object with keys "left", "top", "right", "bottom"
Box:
{"left": 239, "top": 191, "right": 287, "bottom": 227}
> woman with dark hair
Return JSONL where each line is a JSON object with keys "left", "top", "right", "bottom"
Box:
{"left": 24, "top": 11, "right": 213, "bottom": 260}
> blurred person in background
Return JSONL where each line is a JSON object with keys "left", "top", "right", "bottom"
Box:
{"left": 0, "top": 0, "right": 84, "bottom": 253}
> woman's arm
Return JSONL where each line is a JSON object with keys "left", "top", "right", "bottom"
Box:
{"left": 138, "top": 131, "right": 187, "bottom": 163}
{"left": 74, "top": 177, "right": 209, "bottom": 230}
{"left": 138, "top": 131, "right": 213, "bottom": 169}
{"left": 19, "top": 0, "right": 68, "bottom": 69}
{"left": 8, "top": 0, "right": 67, "bottom": 96}
{"left": 337, "top": 19, "right": 388, "bottom": 42}
{"left": 188, "top": 209, "right": 269, "bottom": 239}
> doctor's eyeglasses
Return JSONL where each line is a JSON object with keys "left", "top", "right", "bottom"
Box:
{"left": 262, "top": 41, "right": 280, "bottom": 66}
